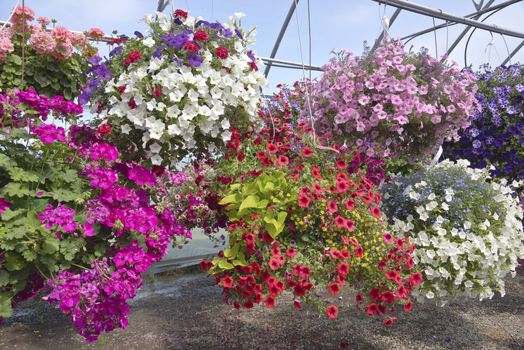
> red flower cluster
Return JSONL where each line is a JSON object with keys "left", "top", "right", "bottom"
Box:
{"left": 124, "top": 50, "right": 142, "bottom": 65}
{"left": 215, "top": 46, "right": 229, "bottom": 59}
{"left": 174, "top": 9, "right": 188, "bottom": 19}
{"left": 193, "top": 30, "right": 209, "bottom": 42}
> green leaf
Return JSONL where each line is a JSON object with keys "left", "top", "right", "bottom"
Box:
{"left": 42, "top": 238, "right": 60, "bottom": 255}
{"left": 263, "top": 211, "right": 287, "bottom": 239}
{"left": 9, "top": 167, "right": 40, "bottom": 183}
{"left": 1, "top": 182, "right": 32, "bottom": 197}
{"left": 217, "top": 259, "right": 234, "bottom": 270}
{"left": 219, "top": 194, "right": 238, "bottom": 206}
{"left": 0, "top": 271, "right": 10, "bottom": 287}
{"left": 9, "top": 54, "right": 22, "bottom": 65}
{"left": 238, "top": 195, "right": 260, "bottom": 212}
{"left": 1, "top": 208, "right": 25, "bottom": 221}
{"left": 0, "top": 292, "right": 13, "bottom": 318}
{"left": 4, "top": 252, "right": 24, "bottom": 271}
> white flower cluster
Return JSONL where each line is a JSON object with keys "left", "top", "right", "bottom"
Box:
{"left": 94, "top": 12, "right": 266, "bottom": 165}
{"left": 383, "top": 159, "right": 524, "bottom": 304}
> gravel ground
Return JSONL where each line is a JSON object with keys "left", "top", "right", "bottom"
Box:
{"left": 0, "top": 267, "right": 523, "bottom": 350}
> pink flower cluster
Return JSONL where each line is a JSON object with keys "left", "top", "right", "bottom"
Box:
{"left": 40, "top": 126, "right": 186, "bottom": 342}
{"left": 312, "top": 41, "right": 479, "bottom": 160}
{"left": 0, "top": 5, "right": 96, "bottom": 62}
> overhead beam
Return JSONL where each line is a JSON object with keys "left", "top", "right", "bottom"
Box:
{"left": 264, "top": 0, "right": 300, "bottom": 78}
{"left": 401, "top": 0, "right": 522, "bottom": 41}
{"left": 371, "top": 0, "right": 524, "bottom": 39}
{"left": 501, "top": 40, "right": 524, "bottom": 65}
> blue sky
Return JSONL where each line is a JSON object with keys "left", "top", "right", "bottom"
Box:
{"left": 2, "top": 0, "right": 524, "bottom": 92}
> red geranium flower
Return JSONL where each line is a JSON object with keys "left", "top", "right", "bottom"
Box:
{"left": 174, "top": 9, "right": 188, "bottom": 19}
{"left": 193, "top": 29, "right": 209, "bottom": 41}
{"left": 326, "top": 304, "right": 338, "bottom": 318}
{"left": 327, "top": 200, "right": 338, "bottom": 213}
{"left": 328, "top": 282, "right": 340, "bottom": 296}
{"left": 97, "top": 123, "right": 111, "bottom": 137}
{"left": 127, "top": 98, "right": 137, "bottom": 109}
{"left": 334, "top": 215, "right": 346, "bottom": 228}
{"left": 298, "top": 195, "right": 311, "bottom": 208}
{"left": 124, "top": 50, "right": 142, "bottom": 65}
{"left": 215, "top": 46, "right": 229, "bottom": 59}
{"left": 302, "top": 146, "right": 313, "bottom": 157}
{"left": 184, "top": 40, "right": 200, "bottom": 52}
{"left": 371, "top": 207, "right": 381, "bottom": 219}
{"left": 221, "top": 276, "right": 234, "bottom": 288}
{"left": 117, "top": 85, "right": 127, "bottom": 94}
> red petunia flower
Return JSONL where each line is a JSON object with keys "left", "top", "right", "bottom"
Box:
{"left": 313, "top": 182, "right": 323, "bottom": 193}
{"left": 97, "top": 123, "right": 111, "bottom": 137}
{"left": 193, "top": 29, "right": 209, "bottom": 41}
{"left": 335, "top": 159, "right": 347, "bottom": 169}
{"left": 383, "top": 232, "right": 393, "bottom": 243}
{"left": 266, "top": 142, "right": 278, "bottom": 154}
{"left": 277, "top": 155, "right": 289, "bottom": 166}
{"left": 311, "top": 165, "right": 322, "bottom": 180}
{"left": 395, "top": 238, "right": 404, "bottom": 249}
{"left": 174, "top": 9, "right": 188, "bottom": 19}
{"left": 221, "top": 276, "right": 234, "bottom": 288}
{"left": 269, "top": 258, "right": 281, "bottom": 271}
{"left": 340, "top": 249, "right": 350, "bottom": 259}
{"left": 409, "top": 272, "right": 423, "bottom": 286}
{"left": 344, "top": 200, "right": 355, "bottom": 210}
{"left": 293, "top": 299, "right": 302, "bottom": 309}
{"left": 384, "top": 317, "right": 398, "bottom": 327}
{"left": 378, "top": 261, "right": 387, "bottom": 270}
{"left": 337, "top": 262, "right": 349, "bottom": 275}
{"left": 117, "top": 84, "right": 127, "bottom": 94}
{"left": 369, "top": 288, "right": 381, "bottom": 300}
{"left": 328, "top": 282, "right": 341, "bottom": 296}
{"left": 403, "top": 301, "right": 413, "bottom": 312}
{"left": 302, "top": 146, "right": 313, "bottom": 157}
{"left": 381, "top": 291, "right": 395, "bottom": 304}
{"left": 215, "top": 46, "right": 229, "bottom": 59}
{"left": 334, "top": 215, "right": 346, "bottom": 228}
{"left": 366, "top": 303, "right": 378, "bottom": 315}
{"left": 264, "top": 295, "right": 276, "bottom": 308}
{"left": 336, "top": 181, "right": 349, "bottom": 193}
{"left": 298, "top": 195, "right": 311, "bottom": 208}
{"left": 354, "top": 246, "right": 363, "bottom": 257}
{"left": 286, "top": 248, "right": 297, "bottom": 259}
{"left": 345, "top": 219, "right": 355, "bottom": 232}
{"left": 386, "top": 270, "right": 400, "bottom": 282}
{"left": 301, "top": 266, "right": 312, "bottom": 278}
{"left": 371, "top": 207, "right": 381, "bottom": 219}
{"left": 326, "top": 304, "right": 338, "bottom": 318}
{"left": 356, "top": 294, "right": 364, "bottom": 303}
{"left": 184, "top": 40, "right": 200, "bottom": 52}
{"left": 327, "top": 200, "right": 338, "bottom": 213}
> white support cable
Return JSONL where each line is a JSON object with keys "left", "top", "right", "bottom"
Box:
{"left": 0, "top": 0, "right": 19, "bottom": 30}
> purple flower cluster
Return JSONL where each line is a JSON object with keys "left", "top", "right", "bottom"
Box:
{"left": 0, "top": 88, "right": 82, "bottom": 123}
{"left": 443, "top": 64, "right": 524, "bottom": 182}
{"left": 38, "top": 203, "right": 77, "bottom": 234}
{"left": 32, "top": 123, "right": 66, "bottom": 144}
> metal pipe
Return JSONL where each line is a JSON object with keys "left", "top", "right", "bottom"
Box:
{"left": 261, "top": 56, "right": 322, "bottom": 71}
{"left": 264, "top": 0, "right": 300, "bottom": 77}
{"left": 393, "top": 0, "right": 524, "bottom": 40}
{"left": 445, "top": 0, "right": 495, "bottom": 56}
{"left": 370, "top": 8, "right": 402, "bottom": 52}
{"left": 501, "top": 40, "right": 524, "bottom": 65}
